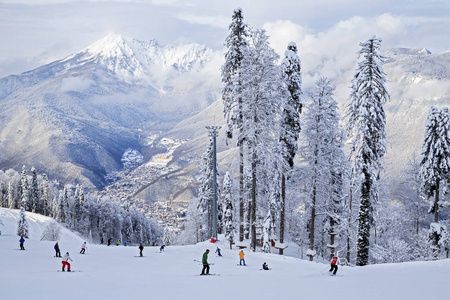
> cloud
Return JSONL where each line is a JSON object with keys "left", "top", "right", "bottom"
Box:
{"left": 59, "top": 77, "right": 93, "bottom": 93}
{"left": 263, "top": 13, "right": 448, "bottom": 102}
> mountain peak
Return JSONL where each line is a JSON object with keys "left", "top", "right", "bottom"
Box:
{"left": 84, "top": 33, "right": 132, "bottom": 58}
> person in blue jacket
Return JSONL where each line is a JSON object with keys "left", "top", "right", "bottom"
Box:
{"left": 19, "top": 236, "right": 25, "bottom": 250}
{"left": 54, "top": 242, "right": 61, "bottom": 257}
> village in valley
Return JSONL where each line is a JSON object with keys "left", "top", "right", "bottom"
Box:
{"left": 97, "top": 137, "right": 188, "bottom": 233}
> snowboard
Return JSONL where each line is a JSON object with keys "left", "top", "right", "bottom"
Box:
{"left": 57, "top": 270, "right": 82, "bottom": 272}
{"left": 237, "top": 264, "right": 248, "bottom": 266}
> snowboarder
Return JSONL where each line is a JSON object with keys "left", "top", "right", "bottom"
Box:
{"left": 239, "top": 250, "right": 246, "bottom": 265}
{"left": 108, "top": 238, "right": 112, "bottom": 246}
{"left": 139, "top": 244, "right": 144, "bottom": 257}
{"left": 116, "top": 239, "right": 121, "bottom": 246}
{"left": 215, "top": 247, "right": 222, "bottom": 257}
{"left": 62, "top": 252, "right": 73, "bottom": 272}
{"left": 262, "top": 262, "right": 269, "bottom": 270}
{"left": 329, "top": 254, "right": 339, "bottom": 275}
{"left": 54, "top": 242, "right": 61, "bottom": 257}
{"left": 200, "top": 249, "right": 210, "bottom": 275}
{"left": 160, "top": 244, "right": 165, "bottom": 253}
{"left": 80, "top": 242, "right": 87, "bottom": 254}
{"left": 19, "top": 236, "right": 25, "bottom": 250}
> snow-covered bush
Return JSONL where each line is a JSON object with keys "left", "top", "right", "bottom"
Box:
{"left": 372, "top": 238, "right": 411, "bottom": 263}
{"left": 41, "top": 222, "right": 61, "bottom": 241}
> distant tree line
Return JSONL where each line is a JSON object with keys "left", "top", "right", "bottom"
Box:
{"left": 0, "top": 166, "right": 162, "bottom": 244}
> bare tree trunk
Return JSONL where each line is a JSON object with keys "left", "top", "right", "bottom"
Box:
{"left": 346, "top": 188, "right": 353, "bottom": 264}
{"left": 434, "top": 179, "right": 439, "bottom": 223}
{"left": 309, "top": 183, "right": 316, "bottom": 261}
{"left": 239, "top": 142, "right": 244, "bottom": 242}
{"left": 250, "top": 155, "right": 257, "bottom": 252}
{"left": 279, "top": 174, "right": 286, "bottom": 255}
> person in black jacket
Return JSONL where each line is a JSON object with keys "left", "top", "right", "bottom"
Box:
{"left": 139, "top": 244, "right": 144, "bottom": 257}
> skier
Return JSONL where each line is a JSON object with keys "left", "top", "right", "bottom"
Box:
{"left": 54, "top": 242, "right": 61, "bottom": 257}
{"left": 123, "top": 241, "right": 127, "bottom": 246}
{"left": 80, "top": 242, "right": 87, "bottom": 254}
{"left": 62, "top": 252, "right": 73, "bottom": 272}
{"left": 262, "top": 262, "right": 269, "bottom": 270}
{"left": 329, "top": 253, "right": 339, "bottom": 276}
{"left": 160, "top": 244, "right": 165, "bottom": 253}
{"left": 239, "top": 250, "right": 246, "bottom": 265}
{"left": 19, "top": 236, "right": 25, "bottom": 250}
{"left": 200, "top": 249, "right": 210, "bottom": 275}
{"left": 108, "top": 238, "right": 112, "bottom": 246}
{"left": 116, "top": 239, "right": 121, "bottom": 246}
{"left": 215, "top": 247, "right": 222, "bottom": 257}
{"left": 139, "top": 243, "right": 144, "bottom": 257}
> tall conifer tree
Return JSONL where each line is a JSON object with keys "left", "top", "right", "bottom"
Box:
{"left": 221, "top": 8, "right": 249, "bottom": 242}
{"left": 279, "top": 41, "right": 302, "bottom": 253}
{"left": 346, "top": 37, "right": 389, "bottom": 266}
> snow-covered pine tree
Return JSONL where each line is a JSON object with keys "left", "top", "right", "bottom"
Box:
{"left": 302, "top": 77, "right": 346, "bottom": 260}
{"left": 222, "top": 172, "right": 235, "bottom": 249}
{"left": 163, "top": 226, "right": 173, "bottom": 246}
{"left": 57, "top": 187, "right": 69, "bottom": 224}
{"left": 29, "top": 167, "right": 39, "bottom": 213}
{"left": 419, "top": 106, "right": 450, "bottom": 252}
{"left": 221, "top": 8, "right": 250, "bottom": 242}
{"left": 279, "top": 41, "right": 302, "bottom": 253}
{"left": 73, "top": 184, "right": 85, "bottom": 230}
{"left": 197, "top": 137, "right": 221, "bottom": 239}
{"left": 239, "top": 29, "right": 287, "bottom": 251}
{"left": 346, "top": 37, "right": 389, "bottom": 266}
{"left": 17, "top": 206, "right": 29, "bottom": 238}
{"left": 40, "top": 174, "right": 50, "bottom": 216}
{"left": 0, "top": 183, "right": 6, "bottom": 208}
{"left": 8, "top": 181, "right": 14, "bottom": 209}
{"left": 19, "top": 166, "right": 29, "bottom": 211}
{"left": 181, "top": 197, "right": 204, "bottom": 244}
{"left": 123, "top": 211, "right": 134, "bottom": 243}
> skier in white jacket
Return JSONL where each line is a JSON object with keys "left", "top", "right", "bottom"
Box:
{"left": 62, "top": 252, "right": 73, "bottom": 272}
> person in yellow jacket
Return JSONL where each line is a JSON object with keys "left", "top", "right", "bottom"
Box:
{"left": 239, "top": 250, "right": 246, "bottom": 266}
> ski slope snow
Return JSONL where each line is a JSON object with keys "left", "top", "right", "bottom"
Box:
{"left": 0, "top": 207, "right": 449, "bottom": 300}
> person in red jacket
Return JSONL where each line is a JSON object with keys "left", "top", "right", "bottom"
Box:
{"left": 329, "top": 254, "right": 339, "bottom": 275}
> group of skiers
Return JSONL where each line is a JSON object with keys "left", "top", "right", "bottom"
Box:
{"left": 51, "top": 241, "right": 88, "bottom": 271}
{"left": 200, "top": 248, "right": 271, "bottom": 275}
{"left": 19, "top": 233, "right": 341, "bottom": 275}
{"left": 200, "top": 247, "right": 341, "bottom": 275}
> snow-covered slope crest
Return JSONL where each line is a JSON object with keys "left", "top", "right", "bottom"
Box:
{"left": 67, "top": 33, "right": 213, "bottom": 80}
{"left": 0, "top": 207, "right": 82, "bottom": 243}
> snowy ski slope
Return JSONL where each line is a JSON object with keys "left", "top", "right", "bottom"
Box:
{"left": 0, "top": 208, "right": 449, "bottom": 300}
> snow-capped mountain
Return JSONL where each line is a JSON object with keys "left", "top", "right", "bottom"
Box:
{"left": 0, "top": 34, "right": 220, "bottom": 188}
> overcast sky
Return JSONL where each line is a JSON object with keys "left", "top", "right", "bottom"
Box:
{"left": 0, "top": 0, "right": 449, "bottom": 78}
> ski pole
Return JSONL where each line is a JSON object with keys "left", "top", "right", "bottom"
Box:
{"left": 320, "top": 265, "right": 329, "bottom": 274}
